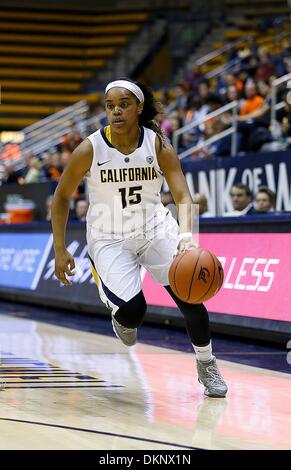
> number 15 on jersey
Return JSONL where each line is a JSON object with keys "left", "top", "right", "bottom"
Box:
{"left": 119, "top": 186, "right": 143, "bottom": 209}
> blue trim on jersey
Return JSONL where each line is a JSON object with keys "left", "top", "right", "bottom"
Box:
{"left": 100, "top": 277, "right": 126, "bottom": 308}
{"left": 88, "top": 255, "right": 125, "bottom": 308}
{"left": 100, "top": 127, "right": 114, "bottom": 148}
{"left": 100, "top": 126, "right": 144, "bottom": 150}
{"left": 137, "top": 126, "right": 144, "bottom": 148}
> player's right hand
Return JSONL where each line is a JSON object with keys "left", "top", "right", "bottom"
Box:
{"left": 54, "top": 249, "right": 75, "bottom": 286}
{"left": 177, "top": 236, "right": 200, "bottom": 255}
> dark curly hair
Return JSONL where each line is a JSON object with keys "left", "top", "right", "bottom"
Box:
{"left": 114, "top": 77, "right": 166, "bottom": 146}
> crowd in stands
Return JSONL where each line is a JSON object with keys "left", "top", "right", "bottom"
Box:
{"left": 224, "top": 183, "right": 278, "bottom": 216}
{"left": 157, "top": 42, "right": 291, "bottom": 157}
{"left": 2, "top": 121, "right": 83, "bottom": 186}
{"left": 1, "top": 31, "right": 291, "bottom": 220}
{"left": 45, "top": 194, "right": 88, "bottom": 223}
{"left": 162, "top": 183, "right": 280, "bottom": 218}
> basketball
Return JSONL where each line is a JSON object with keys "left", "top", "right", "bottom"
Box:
{"left": 169, "top": 247, "right": 224, "bottom": 304}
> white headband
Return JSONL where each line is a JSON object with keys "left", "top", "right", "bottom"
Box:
{"left": 105, "top": 80, "right": 144, "bottom": 102}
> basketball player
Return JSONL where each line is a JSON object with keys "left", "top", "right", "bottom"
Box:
{"left": 51, "top": 78, "right": 227, "bottom": 398}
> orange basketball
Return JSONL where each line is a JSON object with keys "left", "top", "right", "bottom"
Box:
{"left": 169, "top": 247, "right": 224, "bottom": 304}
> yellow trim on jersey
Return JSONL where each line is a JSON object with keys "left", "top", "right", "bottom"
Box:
{"left": 91, "top": 264, "right": 99, "bottom": 287}
{"left": 105, "top": 125, "right": 112, "bottom": 144}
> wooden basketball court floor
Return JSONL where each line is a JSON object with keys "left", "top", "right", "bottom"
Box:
{"left": 0, "top": 306, "right": 290, "bottom": 450}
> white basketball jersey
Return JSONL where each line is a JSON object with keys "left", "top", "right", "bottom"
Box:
{"left": 86, "top": 126, "right": 169, "bottom": 238}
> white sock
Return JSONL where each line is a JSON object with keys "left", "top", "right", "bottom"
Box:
{"left": 192, "top": 341, "right": 214, "bottom": 363}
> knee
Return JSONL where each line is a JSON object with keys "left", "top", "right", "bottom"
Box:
{"left": 182, "top": 302, "right": 208, "bottom": 318}
{"left": 115, "top": 291, "right": 147, "bottom": 328}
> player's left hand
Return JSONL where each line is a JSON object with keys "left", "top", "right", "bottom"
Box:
{"left": 177, "top": 236, "right": 199, "bottom": 254}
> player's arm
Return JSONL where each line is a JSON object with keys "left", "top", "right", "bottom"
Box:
{"left": 51, "top": 138, "right": 93, "bottom": 285}
{"left": 155, "top": 137, "right": 198, "bottom": 251}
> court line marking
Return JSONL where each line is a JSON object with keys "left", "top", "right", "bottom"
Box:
{"left": 1, "top": 385, "right": 123, "bottom": 389}
{"left": 1, "top": 381, "right": 106, "bottom": 384}
{"left": 0, "top": 417, "right": 202, "bottom": 450}
{"left": 0, "top": 363, "right": 67, "bottom": 372}
{"left": 0, "top": 374, "right": 97, "bottom": 377}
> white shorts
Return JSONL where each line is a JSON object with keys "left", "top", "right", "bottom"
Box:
{"left": 87, "top": 213, "right": 179, "bottom": 314}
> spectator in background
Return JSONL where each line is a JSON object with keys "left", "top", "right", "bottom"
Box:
{"left": 74, "top": 197, "right": 89, "bottom": 222}
{"left": 201, "top": 117, "right": 233, "bottom": 158}
{"left": 46, "top": 152, "right": 63, "bottom": 181}
{"left": 275, "top": 91, "right": 291, "bottom": 138}
{"left": 206, "top": 93, "right": 225, "bottom": 113}
{"left": 255, "top": 47, "right": 275, "bottom": 82}
{"left": 2, "top": 162, "right": 24, "bottom": 185}
{"left": 155, "top": 102, "right": 172, "bottom": 141}
{"left": 166, "top": 82, "right": 188, "bottom": 114}
{"left": 94, "top": 104, "right": 108, "bottom": 128}
{"left": 184, "top": 93, "right": 225, "bottom": 155}
{"left": 61, "top": 120, "right": 82, "bottom": 152}
{"left": 254, "top": 186, "right": 276, "bottom": 213}
{"left": 242, "top": 55, "right": 259, "bottom": 79}
{"left": 186, "top": 63, "right": 204, "bottom": 93}
{"left": 197, "top": 80, "right": 211, "bottom": 105}
{"left": 167, "top": 111, "right": 184, "bottom": 149}
{"left": 185, "top": 96, "right": 208, "bottom": 123}
{"left": 249, "top": 79, "right": 273, "bottom": 125}
{"left": 224, "top": 183, "right": 256, "bottom": 216}
{"left": 257, "top": 79, "right": 271, "bottom": 99}
{"left": 192, "top": 193, "right": 213, "bottom": 217}
{"left": 235, "top": 80, "right": 272, "bottom": 151}
{"left": 226, "top": 85, "right": 243, "bottom": 108}
{"left": 183, "top": 96, "right": 206, "bottom": 147}
{"left": 240, "top": 80, "right": 264, "bottom": 117}
{"left": 23, "top": 157, "right": 41, "bottom": 183}
{"left": 216, "top": 72, "right": 237, "bottom": 100}
{"left": 40, "top": 152, "right": 52, "bottom": 180}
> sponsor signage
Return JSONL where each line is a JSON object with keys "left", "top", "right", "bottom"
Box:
{"left": 180, "top": 150, "right": 291, "bottom": 215}
{"left": 0, "top": 233, "right": 52, "bottom": 289}
{"left": 142, "top": 233, "right": 290, "bottom": 322}
{"left": 0, "top": 229, "right": 290, "bottom": 323}
{"left": 35, "top": 228, "right": 102, "bottom": 307}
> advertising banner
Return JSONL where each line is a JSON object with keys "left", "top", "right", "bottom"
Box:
{"left": 142, "top": 232, "right": 290, "bottom": 322}
{"left": 181, "top": 150, "right": 291, "bottom": 215}
{"left": 0, "top": 228, "right": 290, "bottom": 326}
{"left": 0, "top": 233, "right": 53, "bottom": 289}
{"left": 35, "top": 228, "right": 100, "bottom": 306}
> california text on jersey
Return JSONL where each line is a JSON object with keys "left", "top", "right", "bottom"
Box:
{"left": 100, "top": 167, "right": 159, "bottom": 183}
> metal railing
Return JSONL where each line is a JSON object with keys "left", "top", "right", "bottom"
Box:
{"left": 196, "top": 36, "right": 253, "bottom": 67}
{"left": 172, "top": 71, "right": 291, "bottom": 161}
{"left": 173, "top": 101, "right": 239, "bottom": 160}
{"left": 21, "top": 100, "right": 89, "bottom": 155}
{"left": 205, "top": 57, "right": 242, "bottom": 79}
{"left": 0, "top": 105, "right": 107, "bottom": 183}
{"left": 0, "top": 100, "right": 89, "bottom": 166}
{"left": 78, "top": 111, "right": 107, "bottom": 135}
{"left": 271, "top": 72, "right": 291, "bottom": 122}
{"left": 197, "top": 15, "right": 291, "bottom": 81}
